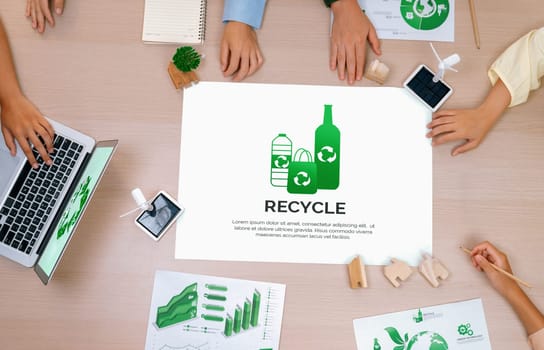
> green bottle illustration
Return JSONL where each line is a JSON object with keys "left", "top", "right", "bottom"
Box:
{"left": 315, "top": 104, "right": 340, "bottom": 189}
{"left": 270, "top": 133, "right": 292, "bottom": 187}
{"left": 373, "top": 338, "right": 381, "bottom": 350}
{"left": 413, "top": 309, "right": 423, "bottom": 323}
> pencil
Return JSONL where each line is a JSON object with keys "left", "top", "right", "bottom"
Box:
{"left": 460, "top": 246, "right": 532, "bottom": 288}
{"left": 468, "top": 0, "right": 480, "bottom": 49}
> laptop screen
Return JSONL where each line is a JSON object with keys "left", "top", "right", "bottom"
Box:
{"left": 35, "top": 141, "right": 117, "bottom": 282}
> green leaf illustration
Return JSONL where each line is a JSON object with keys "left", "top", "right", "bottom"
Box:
{"left": 404, "top": 333, "right": 409, "bottom": 342}
{"left": 394, "top": 346, "right": 405, "bottom": 350}
{"left": 385, "top": 327, "right": 405, "bottom": 345}
{"left": 172, "top": 46, "right": 201, "bottom": 72}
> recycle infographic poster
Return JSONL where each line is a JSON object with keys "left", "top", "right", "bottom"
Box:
{"left": 358, "top": 0, "right": 455, "bottom": 42}
{"left": 144, "top": 270, "right": 286, "bottom": 350}
{"left": 353, "top": 298, "right": 492, "bottom": 350}
{"left": 177, "top": 82, "right": 432, "bottom": 266}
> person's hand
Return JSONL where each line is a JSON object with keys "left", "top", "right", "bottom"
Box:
{"left": 25, "top": 0, "right": 65, "bottom": 33}
{"left": 426, "top": 107, "right": 496, "bottom": 156}
{"left": 426, "top": 79, "right": 511, "bottom": 156}
{"left": 220, "top": 21, "right": 264, "bottom": 82}
{"left": 469, "top": 241, "right": 520, "bottom": 298}
{"left": 330, "top": 0, "right": 381, "bottom": 85}
{"left": 0, "top": 93, "right": 54, "bottom": 168}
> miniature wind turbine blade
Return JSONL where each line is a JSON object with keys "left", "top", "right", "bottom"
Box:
{"left": 430, "top": 43, "right": 442, "bottom": 62}
{"left": 120, "top": 206, "right": 143, "bottom": 218}
{"left": 443, "top": 54, "right": 460, "bottom": 66}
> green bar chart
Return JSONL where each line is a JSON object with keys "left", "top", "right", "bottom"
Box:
{"left": 224, "top": 289, "right": 262, "bottom": 337}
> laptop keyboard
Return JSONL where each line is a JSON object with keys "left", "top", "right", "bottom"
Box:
{"left": 0, "top": 135, "right": 83, "bottom": 255}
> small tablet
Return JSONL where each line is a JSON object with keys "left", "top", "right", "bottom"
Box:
{"left": 404, "top": 64, "right": 453, "bottom": 112}
{"left": 135, "top": 191, "right": 184, "bottom": 241}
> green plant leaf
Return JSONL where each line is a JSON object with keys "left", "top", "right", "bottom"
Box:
{"left": 172, "top": 46, "right": 201, "bottom": 72}
{"left": 394, "top": 346, "right": 405, "bottom": 350}
{"left": 404, "top": 333, "right": 409, "bottom": 342}
{"left": 385, "top": 327, "right": 405, "bottom": 345}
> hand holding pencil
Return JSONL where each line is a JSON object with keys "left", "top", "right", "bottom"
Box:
{"left": 463, "top": 242, "right": 544, "bottom": 337}
{"left": 462, "top": 242, "right": 532, "bottom": 295}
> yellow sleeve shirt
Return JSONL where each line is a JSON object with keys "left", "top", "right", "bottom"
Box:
{"left": 529, "top": 328, "right": 544, "bottom": 350}
{"left": 488, "top": 27, "right": 544, "bottom": 107}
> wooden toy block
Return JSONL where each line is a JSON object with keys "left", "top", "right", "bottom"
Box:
{"left": 364, "top": 59, "right": 390, "bottom": 85}
{"left": 419, "top": 254, "right": 449, "bottom": 288}
{"left": 168, "top": 62, "right": 199, "bottom": 89}
{"left": 348, "top": 255, "right": 368, "bottom": 289}
{"left": 384, "top": 258, "right": 413, "bottom": 288}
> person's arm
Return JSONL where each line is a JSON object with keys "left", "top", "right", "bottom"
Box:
{"left": 25, "top": 0, "right": 65, "bottom": 33}
{"left": 426, "top": 78, "right": 510, "bottom": 156}
{"left": 220, "top": 0, "right": 266, "bottom": 81}
{"left": 0, "top": 17, "right": 54, "bottom": 168}
{"left": 328, "top": 0, "right": 381, "bottom": 85}
{"left": 469, "top": 241, "right": 544, "bottom": 337}
{"left": 427, "top": 27, "right": 544, "bottom": 156}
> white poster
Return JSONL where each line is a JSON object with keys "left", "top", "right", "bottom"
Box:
{"left": 144, "top": 271, "right": 286, "bottom": 350}
{"left": 176, "top": 82, "right": 431, "bottom": 265}
{"left": 353, "top": 298, "right": 492, "bottom": 350}
{"left": 358, "top": 0, "right": 455, "bottom": 42}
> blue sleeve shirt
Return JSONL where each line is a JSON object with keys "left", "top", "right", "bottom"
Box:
{"left": 222, "top": 0, "right": 267, "bottom": 29}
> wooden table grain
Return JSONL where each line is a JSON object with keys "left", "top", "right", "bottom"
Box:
{"left": 1, "top": 1, "right": 543, "bottom": 349}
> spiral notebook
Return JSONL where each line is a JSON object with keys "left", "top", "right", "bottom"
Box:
{"left": 142, "top": 0, "right": 207, "bottom": 44}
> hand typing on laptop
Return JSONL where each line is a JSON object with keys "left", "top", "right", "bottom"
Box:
{"left": 0, "top": 17, "right": 54, "bottom": 169}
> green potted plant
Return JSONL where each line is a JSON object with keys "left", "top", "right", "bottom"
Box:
{"left": 168, "top": 46, "right": 201, "bottom": 89}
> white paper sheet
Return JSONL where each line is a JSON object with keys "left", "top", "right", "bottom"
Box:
{"left": 144, "top": 271, "right": 286, "bottom": 350}
{"left": 357, "top": 0, "right": 455, "bottom": 42}
{"left": 176, "top": 82, "right": 432, "bottom": 265}
{"left": 353, "top": 298, "right": 492, "bottom": 350}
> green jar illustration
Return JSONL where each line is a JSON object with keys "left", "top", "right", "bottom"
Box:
{"left": 270, "top": 133, "right": 292, "bottom": 187}
{"left": 315, "top": 104, "right": 340, "bottom": 189}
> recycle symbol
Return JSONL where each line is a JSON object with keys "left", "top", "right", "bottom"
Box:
{"left": 294, "top": 171, "right": 311, "bottom": 187}
{"left": 317, "top": 146, "right": 337, "bottom": 163}
{"left": 457, "top": 323, "right": 473, "bottom": 336}
{"left": 274, "top": 155, "right": 290, "bottom": 168}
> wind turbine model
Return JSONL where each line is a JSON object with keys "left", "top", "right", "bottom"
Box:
{"left": 430, "top": 42, "right": 460, "bottom": 83}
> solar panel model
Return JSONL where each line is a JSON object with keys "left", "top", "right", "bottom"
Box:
{"left": 404, "top": 64, "right": 453, "bottom": 112}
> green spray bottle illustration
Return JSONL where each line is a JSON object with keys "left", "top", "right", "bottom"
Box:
{"left": 270, "top": 133, "right": 292, "bottom": 187}
{"left": 315, "top": 104, "right": 340, "bottom": 189}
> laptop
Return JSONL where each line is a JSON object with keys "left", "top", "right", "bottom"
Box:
{"left": 0, "top": 117, "right": 118, "bottom": 284}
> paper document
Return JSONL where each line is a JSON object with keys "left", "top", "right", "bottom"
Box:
{"left": 142, "top": 0, "right": 207, "bottom": 44}
{"left": 144, "top": 270, "right": 286, "bottom": 350}
{"left": 353, "top": 298, "right": 492, "bottom": 350}
{"left": 355, "top": 0, "right": 455, "bottom": 42}
{"left": 177, "top": 82, "right": 432, "bottom": 265}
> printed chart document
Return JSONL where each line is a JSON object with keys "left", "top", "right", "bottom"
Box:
{"left": 353, "top": 298, "right": 492, "bottom": 350}
{"left": 177, "top": 82, "right": 432, "bottom": 265}
{"left": 144, "top": 270, "right": 286, "bottom": 350}
{"left": 354, "top": 0, "right": 455, "bottom": 42}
